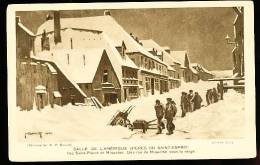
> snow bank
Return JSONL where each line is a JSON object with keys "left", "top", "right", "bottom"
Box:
{"left": 15, "top": 81, "right": 244, "bottom": 141}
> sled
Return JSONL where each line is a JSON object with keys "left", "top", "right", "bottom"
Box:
{"left": 108, "top": 105, "right": 135, "bottom": 127}
{"left": 129, "top": 119, "right": 157, "bottom": 133}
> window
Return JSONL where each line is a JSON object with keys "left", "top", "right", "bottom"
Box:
{"left": 103, "top": 70, "right": 108, "bottom": 82}
{"left": 145, "top": 77, "right": 151, "bottom": 90}
{"left": 41, "top": 30, "right": 50, "bottom": 51}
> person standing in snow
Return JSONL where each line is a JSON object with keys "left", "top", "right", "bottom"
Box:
{"left": 165, "top": 98, "right": 177, "bottom": 135}
{"left": 187, "top": 90, "right": 194, "bottom": 112}
{"left": 212, "top": 88, "right": 219, "bottom": 103}
{"left": 206, "top": 89, "right": 211, "bottom": 106}
{"left": 191, "top": 92, "right": 203, "bottom": 110}
{"left": 208, "top": 89, "right": 214, "bottom": 104}
{"left": 154, "top": 99, "right": 165, "bottom": 134}
{"left": 180, "top": 92, "right": 188, "bottom": 117}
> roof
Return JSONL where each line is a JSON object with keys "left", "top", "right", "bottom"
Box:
{"left": 18, "top": 22, "right": 35, "bottom": 36}
{"left": 189, "top": 66, "right": 198, "bottom": 74}
{"left": 35, "top": 49, "right": 104, "bottom": 84}
{"left": 53, "top": 91, "right": 62, "bottom": 98}
{"left": 35, "top": 85, "right": 47, "bottom": 94}
{"left": 169, "top": 51, "right": 189, "bottom": 68}
{"left": 190, "top": 63, "right": 212, "bottom": 75}
{"left": 36, "top": 15, "right": 168, "bottom": 66}
{"left": 140, "top": 39, "right": 181, "bottom": 67}
{"left": 161, "top": 46, "right": 170, "bottom": 50}
{"left": 45, "top": 62, "right": 57, "bottom": 74}
{"left": 34, "top": 30, "right": 139, "bottom": 85}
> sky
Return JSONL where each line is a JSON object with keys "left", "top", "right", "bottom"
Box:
{"left": 16, "top": 7, "right": 237, "bottom": 71}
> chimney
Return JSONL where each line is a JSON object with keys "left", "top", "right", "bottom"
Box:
{"left": 46, "top": 14, "right": 53, "bottom": 20}
{"left": 53, "top": 11, "right": 61, "bottom": 44}
{"left": 16, "top": 16, "right": 20, "bottom": 25}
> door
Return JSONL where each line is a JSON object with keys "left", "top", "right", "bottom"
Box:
{"left": 104, "top": 93, "right": 118, "bottom": 106}
{"left": 124, "top": 88, "right": 127, "bottom": 101}
{"left": 36, "top": 93, "right": 44, "bottom": 110}
{"left": 151, "top": 78, "right": 155, "bottom": 95}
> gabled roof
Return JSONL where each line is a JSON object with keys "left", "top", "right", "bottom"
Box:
{"left": 169, "top": 51, "right": 189, "bottom": 68}
{"left": 17, "top": 22, "right": 35, "bottom": 36}
{"left": 34, "top": 49, "right": 104, "bottom": 85}
{"left": 37, "top": 15, "right": 168, "bottom": 66}
{"left": 190, "top": 63, "right": 212, "bottom": 75}
{"left": 34, "top": 33, "right": 138, "bottom": 86}
{"left": 31, "top": 54, "right": 87, "bottom": 97}
{"left": 140, "top": 39, "right": 181, "bottom": 66}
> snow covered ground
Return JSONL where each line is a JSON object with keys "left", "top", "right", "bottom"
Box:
{"left": 15, "top": 80, "right": 245, "bottom": 142}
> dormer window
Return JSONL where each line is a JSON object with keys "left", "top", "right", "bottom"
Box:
{"left": 116, "top": 41, "right": 127, "bottom": 58}
{"left": 103, "top": 70, "right": 108, "bottom": 83}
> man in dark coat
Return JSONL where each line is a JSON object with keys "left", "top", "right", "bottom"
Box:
{"left": 206, "top": 89, "right": 211, "bottom": 106}
{"left": 180, "top": 92, "right": 189, "bottom": 117}
{"left": 208, "top": 89, "right": 214, "bottom": 104}
{"left": 212, "top": 88, "right": 219, "bottom": 103}
{"left": 187, "top": 90, "right": 194, "bottom": 112}
{"left": 191, "top": 92, "right": 203, "bottom": 110}
{"left": 165, "top": 98, "right": 177, "bottom": 135}
{"left": 154, "top": 99, "right": 165, "bottom": 134}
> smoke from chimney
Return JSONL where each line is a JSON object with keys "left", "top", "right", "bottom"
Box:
{"left": 54, "top": 11, "right": 61, "bottom": 44}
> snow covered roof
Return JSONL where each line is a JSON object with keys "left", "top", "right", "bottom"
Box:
{"left": 35, "top": 85, "right": 47, "bottom": 94}
{"left": 161, "top": 46, "right": 170, "bottom": 50}
{"left": 37, "top": 15, "right": 167, "bottom": 66}
{"left": 190, "top": 63, "right": 212, "bottom": 75}
{"left": 140, "top": 39, "right": 181, "bottom": 67}
{"left": 170, "top": 51, "right": 189, "bottom": 68}
{"left": 35, "top": 49, "right": 104, "bottom": 84}
{"left": 18, "top": 22, "right": 35, "bottom": 36}
{"left": 45, "top": 62, "right": 57, "bottom": 74}
{"left": 189, "top": 66, "right": 198, "bottom": 74}
{"left": 53, "top": 91, "right": 62, "bottom": 98}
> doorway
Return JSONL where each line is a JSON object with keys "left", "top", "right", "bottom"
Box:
{"left": 104, "top": 93, "right": 118, "bottom": 106}
{"left": 151, "top": 78, "right": 155, "bottom": 95}
{"left": 124, "top": 88, "right": 127, "bottom": 101}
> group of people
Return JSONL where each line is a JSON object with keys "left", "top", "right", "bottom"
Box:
{"left": 153, "top": 85, "right": 223, "bottom": 135}
{"left": 180, "top": 90, "right": 203, "bottom": 118}
{"left": 206, "top": 87, "right": 220, "bottom": 106}
{"left": 153, "top": 90, "right": 203, "bottom": 135}
{"left": 154, "top": 98, "right": 177, "bottom": 135}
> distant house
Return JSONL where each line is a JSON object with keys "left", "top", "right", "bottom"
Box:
{"left": 34, "top": 11, "right": 173, "bottom": 102}
{"left": 140, "top": 39, "right": 181, "bottom": 89}
{"left": 191, "top": 63, "right": 214, "bottom": 81}
{"left": 169, "top": 51, "right": 199, "bottom": 82}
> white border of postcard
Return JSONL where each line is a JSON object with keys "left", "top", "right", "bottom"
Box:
{"left": 7, "top": 1, "right": 255, "bottom": 161}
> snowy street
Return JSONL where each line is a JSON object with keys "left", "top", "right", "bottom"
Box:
{"left": 16, "top": 80, "right": 245, "bottom": 141}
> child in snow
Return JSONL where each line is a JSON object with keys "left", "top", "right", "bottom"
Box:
{"left": 154, "top": 99, "right": 165, "bottom": 134}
